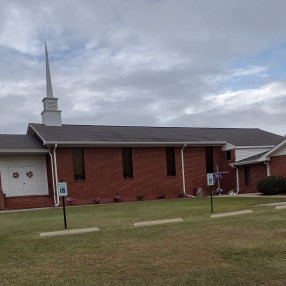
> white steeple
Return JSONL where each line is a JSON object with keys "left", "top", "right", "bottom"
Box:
{"left": 41, "top": 42, "right": 62, "bottom": 126}
{"left": 45, "top": 41, "right": 53, "bottom": 98}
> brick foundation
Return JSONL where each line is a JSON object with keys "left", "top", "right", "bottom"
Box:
{"left": 3, "top": 195, "right": 54, "bottom": 210}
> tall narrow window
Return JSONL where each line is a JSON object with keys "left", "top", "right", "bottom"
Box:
{"left": 205, "top": 147, "right": 214, "bottom": 173}
{"left": 226, "top": 150, "right": 231, "bottom": 161}
{"left": 72, "top": 147, "right": 85, "bottom": 180}
{"left": 244, "top": 166, "right": 251, "bottom": 185}
{"left": 166, "top": 147, "right": 176, "bottom": 176}
{"left": 122, "top": 147, "right": 133, "bottom": 178}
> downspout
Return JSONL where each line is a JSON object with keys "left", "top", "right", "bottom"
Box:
{"left": 181, "top": 143, "right": 195, "bottom": 198}
{"left": 236, "top": 168, "right": 240, "bottom": 194}
{"left": 231, "top": 165, "right": 239, "bottom": 194}
{"left": 53, "top": 143, "right": 59, "bottom": 206}
{"left": 264, "top": 161, "right": 270, "bottom": 176}
{"left": 48, "top": 149, "right": 57, "bottom": 206}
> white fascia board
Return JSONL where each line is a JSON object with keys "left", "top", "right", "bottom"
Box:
{"left": 44, "top": 141, "right": 226, "bottom": 147}
{"left": 261, "top": 138, "right": 286, "bottom": 159}
{"left": 235, "top": 145, "right": 275, "bottom": 149}
{"left": 221, "top": 143, "right": 236, "bottom": 151}
{"left": 27, "top": 124, "right": 47, "bottom": 146}
{"left": 231, "top": 160, "right": 263, "bottom": 167}
{"left": 0, "top": 149, "right": 49, "bottom": 154}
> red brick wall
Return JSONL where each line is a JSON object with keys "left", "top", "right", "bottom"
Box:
{"left": 237, "top": 163, "right": 267, "bottom": 193}
{"left": 55, "top": 147, "right": 183, "bottom": 204}
{"left": 51, "top": 146, "right": 238, "bottom": 205}
{"left": 269, "top": 155, "right": 286, "bottom": 178}
{"left": 4, "top": 195, "right": 54, "bottom": 210}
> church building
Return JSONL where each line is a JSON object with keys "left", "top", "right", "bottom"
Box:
{"left": 0, "top": 45, "right": 285, "bottom": 210}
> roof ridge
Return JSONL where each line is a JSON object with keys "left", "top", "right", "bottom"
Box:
{"left": 29, "top": 123, "right": 263, "bottom": 130}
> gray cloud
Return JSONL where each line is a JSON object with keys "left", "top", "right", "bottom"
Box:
{"left": 0, "top": 0, "right": 286, "bottom": 135}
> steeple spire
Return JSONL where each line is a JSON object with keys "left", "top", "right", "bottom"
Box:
{"left": 45, "top": 41, "right": 53, "bottom": 98}
{"left": 41, "top": 42, "right": 62, "bottom": 126}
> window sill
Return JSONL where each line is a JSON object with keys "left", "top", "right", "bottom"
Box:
{"left": 124, "top": 177, "right": 134, "bottom": 180}
{"left": 74, "top": 179, "right": 86, "bottom": 183}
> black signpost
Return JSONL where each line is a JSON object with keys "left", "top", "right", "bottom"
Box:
{"left": 207, "top": 173, "right": 214, "bottom": 213}
{"left": 209, "top": 185, "right": 213, "bottom": 213}
{"left": 62, "top": 196, "right": 67, "bottom": 229}
{"left": 57, "top": 181, "right": 68, "bottom": 229}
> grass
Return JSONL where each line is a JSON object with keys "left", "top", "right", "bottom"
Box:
{"left": 0, "top": 196, "right": 286, "bottom": 285}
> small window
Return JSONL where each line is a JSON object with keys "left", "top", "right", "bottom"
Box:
{"left": 72, "top": 148, "right": 85, "bottom": 180}
{"left": 166, "top": 147, "right": 176, "bottom": 176}
{"left": 122, "top": 147, "right": 133, "bottom": 178}
{"left": 205, "top": 147, "right": 214, "bottom": 173}
{"left": 226, "top": 150, "right": 231, "bottom": 161}
{"left": 244, "top": 166, "right": 251, "bottom": 185}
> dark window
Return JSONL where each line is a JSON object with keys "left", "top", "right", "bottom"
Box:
{"left": 72, "top": 148, "right": 85, "bottom": 180}
{"left": 244, "top": 166, "right": 251, "bottom": 185}
{"left": 166, "top": 147, "right": 176, "bottom": 176}
{"left": 122, "top": 147, "right": 133, "bottom": 178}
{"left": 226, "top": 150, "right": 231, "bottom": 161}
{"left": 205, "top": 147, "right": 214, "bottom": 173}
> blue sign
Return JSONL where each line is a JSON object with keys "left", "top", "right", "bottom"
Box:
{"left": 57, "top": 182, "right": 68, "bottom": 197}
{"left": 207, "top": 174, "right": 214, "bottom": 186}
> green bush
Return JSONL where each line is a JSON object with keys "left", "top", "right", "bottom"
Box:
{"left": 257, "top": 176, "right": 286, "bottom": 195}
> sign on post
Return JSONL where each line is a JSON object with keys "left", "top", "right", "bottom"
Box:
{"left": 207, "top": 173, "right": 214, "bottom": 186}
{"left": 57, "top": 182, "right": 68, "bottom": 197}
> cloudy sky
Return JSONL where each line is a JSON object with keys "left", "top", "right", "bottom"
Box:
{"left": 1, "top": 0, "right": 286, "bottom": 135}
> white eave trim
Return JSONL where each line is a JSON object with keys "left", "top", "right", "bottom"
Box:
{"left": 231, "top": 160, "right": 261, "bottom": 167}
{"left": 231, "top": 157, "right": 270, "bottom": 167}
{"left": 0, "top": 149, "right": 49, "bottom": 154}
{"left": 221, "top": 143, "right": 236, "bottom": 151}
{"left": 27, "top": 124, "right": 47, "bottom": 145}
{"left": 234, "top": 145, "right": 275, "bottom": 149}
{"left": 44, "top": 141, "right": 227, "bottom": 147}
{"left": 260, "top": 138, "right": 286, "bottom": 159}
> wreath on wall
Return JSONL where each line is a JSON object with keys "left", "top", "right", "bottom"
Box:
{"left": 13, "top": 172, "right": 19, "bottom": 179}
{"left": 26, "top": 171, "right": 33, "bottom": 178}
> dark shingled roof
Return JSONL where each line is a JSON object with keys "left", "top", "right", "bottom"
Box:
{"left": 0, "top": 134, "right": 47, "bottom": 151}
{"left": 29, "top": 123, "right": 284, "bottom": 146}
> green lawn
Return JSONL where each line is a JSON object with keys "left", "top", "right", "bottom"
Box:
{"left": 0, "top": 197, "right": 286, "bottom": 285}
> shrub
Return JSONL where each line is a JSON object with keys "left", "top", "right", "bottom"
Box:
{"left": 136, "top": 195, "right": 144, "bottom": 201}
{"left": 93, "top": 198, "right": 101, "bottom": 204}
{"left": 158, "top": 194, "right": 165, "bottom": 199}
{"left": 66, "top": 197, "right": 77, "bottom": 206}
{"left": 257, "top": 176, "right": 286, "bottom": 195}
{"left": 114, "top": 193, "right": 121, "bottom": 203}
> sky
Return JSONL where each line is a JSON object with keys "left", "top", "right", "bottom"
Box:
{"left": 1, "top": 0, "right": 286, "bottom": 135}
